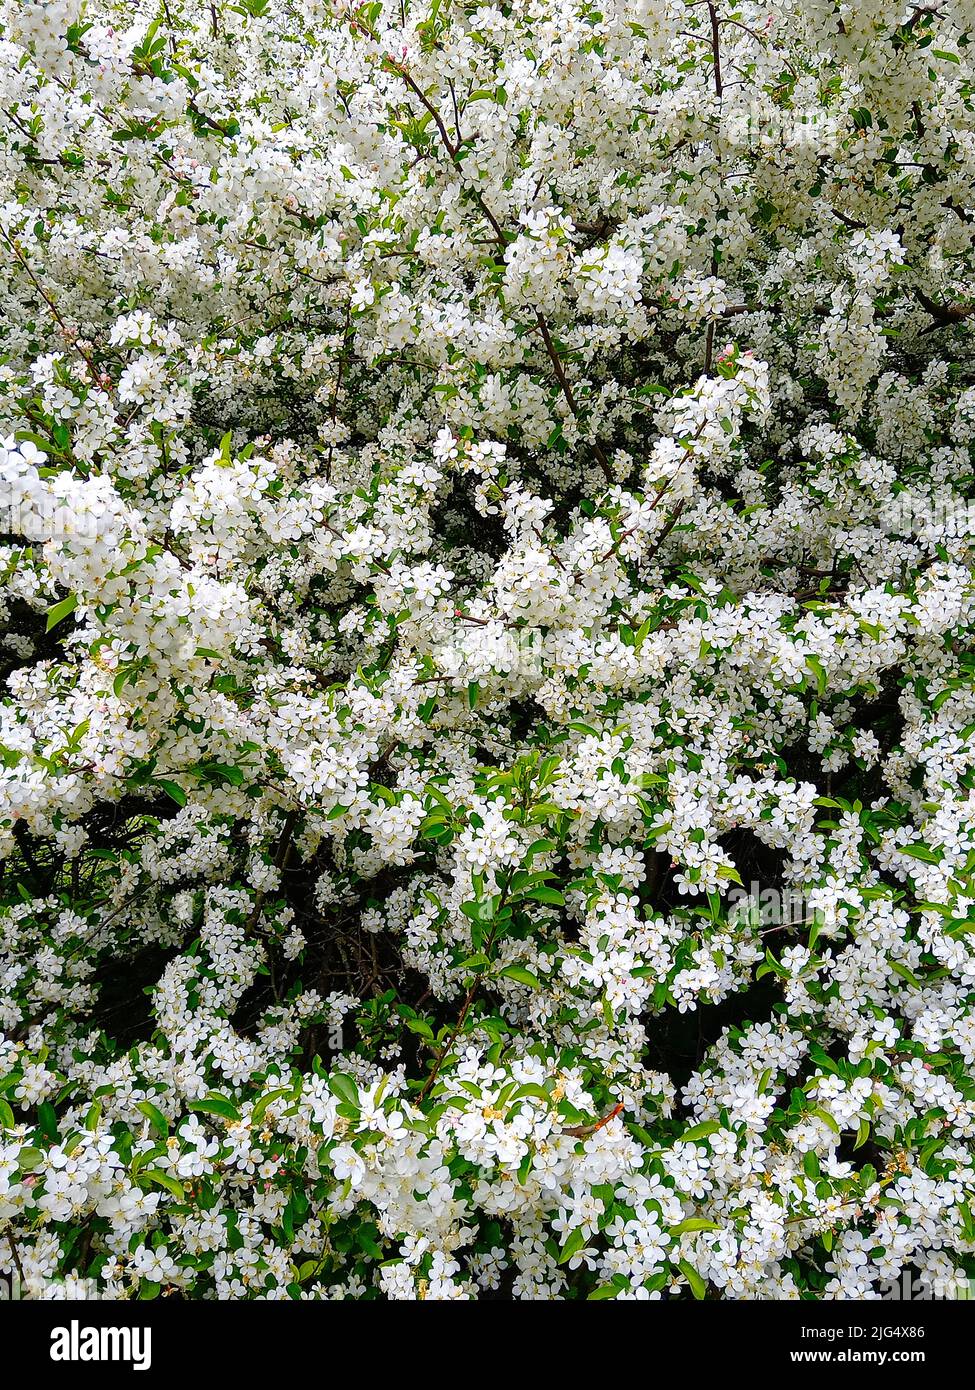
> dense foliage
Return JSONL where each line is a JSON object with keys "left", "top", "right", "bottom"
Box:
{"left": 2, "top": 0, "right": 975, "bottom": 1301}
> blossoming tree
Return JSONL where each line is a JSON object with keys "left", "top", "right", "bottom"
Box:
{"left": 1, "top": 0, "right": 975, "bottom": 1301}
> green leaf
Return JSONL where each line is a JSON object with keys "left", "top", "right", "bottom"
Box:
{"left": 497, "top": 964, "right": 544, "bottom": 989}
{"left": 808, "top": 915, "right": 823, "bottom": 952}
{"left": 190, "top": 1095, "right": 241, "bottom": 1123}
{"left": 806, "top": 654, "right": 827, "bottom": 696}
{"left": 252, "top": 1087, "right": 294, "bottom": 1123}
{"left": 328, "top": 1073, "right": 360, "bottom": 1108}
{"left": 526, "top": 886, "right": 564, "bottom": 906}
{"left": 558, "top": 1227, "right": 588, "bottom": 1265}
{"left": 457, "top": 952, "right": 491, "bottom": 972}
{"left": 677, "top": 1259, "right": 707, "bottom": 1299}
{"left": 404, "top": 1017, "right": 436, "bottom": 1041}
{"left": 902, "top": 844, "right": 940, "bottom": 865}
{"left": 681, "top": 1121, "right": 721, "bottom": 1143}
{"left": 811, "top": 1106, "right": 841, "bottom": 1135}
{"left": 46, "top": 593, "right": 78, "bottom": 632}
{"left": 113, "top": 667, "right": 136, "bottom": 696}
{"left": 136, "top": 1101, "right": 169, "bottom": 1136}
{"left": 140, "top": 1168, "right": 185, "bottom": 1200}
{"left": 524, "top": 838, "right": 557, "bottom": 862}
{"left": 36, "top": 1101, "right": 59, "bottom": 1141}
{"left": 157, "top": 780, "right": 187, "bottom": 807}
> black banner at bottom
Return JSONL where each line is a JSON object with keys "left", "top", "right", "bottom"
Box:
{"left": 0, "top": 1296, "right": 962, "bottom": 1377}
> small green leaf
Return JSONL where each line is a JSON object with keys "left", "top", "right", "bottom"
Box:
{"left": 806, "top": 654, "right": 827, "bottom": 696}
{"left": 46, "top": 593, "right": 78, "bottom": 632}
{"left": 136, "top": 1101, "right": 169, "bottom": 1136}
{"left": 526, "top": 886, "right": 565, "bottom": 906}
{"left": 328, "top": 1073, "right": 360, "bottom": 1108}
{"left": 812, "top": 1106, "right": 841, "bottom": 1135}
{"left": 190, "top": 1095, "right": 241, "bottom": 1123}
{"left": 158, "top": 780, "right": 187, "bottom": 807}
{"left": 677, "top": 1259, "right": 707, "bottom": 1299}
{"left": 558, "top": 1227, "right": 588, "bottom": 1265}
{"left": 498, "top": 964, "right": 544, "bottom": 989}
{"left": 252, "top": 1087, "right": 293, "bottom": 1123}
{"left": 681, "top": 1121, "right": 721, "bottom": 1143}
{"left": 140, "top": 1168, "right": 185, "bottom": 1200}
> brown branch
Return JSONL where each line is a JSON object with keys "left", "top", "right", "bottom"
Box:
{"left": 245, "top": 810, "right": 299, "bottom": 933}
{"left": 0, "top": 226, "right": 104, "bottom": 387}
{"left": 5, "top": 1226, "right": 26, "bottom": 1288}
{"left": 534, "top": 313, "right": 614, "bottom": 482}
{"left": 359, "top": 19, "right": 614, "bottom": 486}
{"left": 417, "top": 869, "right": 514, "bottom": 1101}
{"left": 644, "top": 499, "right": 688, "bottom": 565}
{"left": 915, "top": 288, "right": 975, "bottom": 334}
{"left": 707, "top": 2, "right": 723, "bottom": 99}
